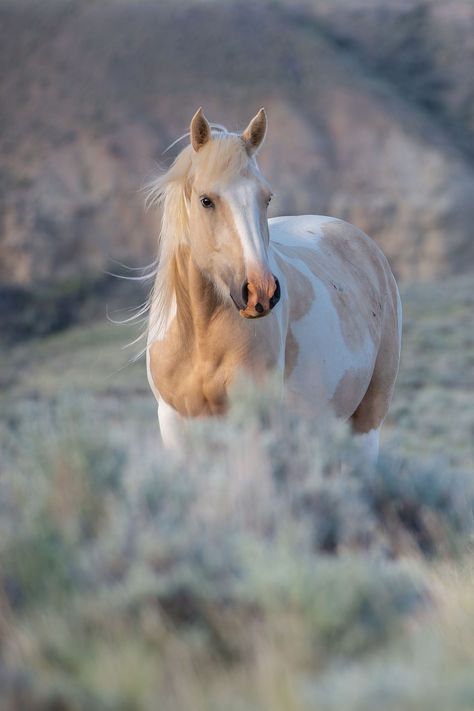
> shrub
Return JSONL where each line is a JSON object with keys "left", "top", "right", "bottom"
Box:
{"left": 0, "top": 386, "right": 472, "bottom": 709}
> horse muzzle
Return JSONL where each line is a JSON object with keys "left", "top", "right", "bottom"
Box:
{"left": 236, "top": 274, "right": 280, "bottom": 319}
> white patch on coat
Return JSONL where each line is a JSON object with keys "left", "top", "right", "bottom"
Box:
{"left": 277, "top": 248, "right": 376, "bottom": 409}
{"left": 221, "top": 179, "right": 270, "bottom": 268}
{"left": 269, "top": 214, "right": 331, "bottom": 247}
{"left": 157, "top": 397, "right": 185, "bottom": 449}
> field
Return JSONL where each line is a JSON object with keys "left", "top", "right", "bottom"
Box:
{"left": 0, "top": 274, "right": 473, "bottom": 710}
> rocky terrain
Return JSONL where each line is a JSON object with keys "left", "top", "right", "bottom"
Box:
{"left": 1, "top": 0, "right": 474, "bottom": 336}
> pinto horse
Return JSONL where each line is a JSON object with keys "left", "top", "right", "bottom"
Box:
{"left": 146, "top": 108, "right": 402, "bottom": 460}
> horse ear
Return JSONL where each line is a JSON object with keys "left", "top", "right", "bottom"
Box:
{"left": 242, "top": 108, "right": 267, "bottom": 155}
{"left": 190, "top": 107, "right": 211, "bottom": 152}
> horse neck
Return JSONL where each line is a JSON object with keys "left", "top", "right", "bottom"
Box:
{"left": 172, "top": 245, "right": 224, "bottom": 343}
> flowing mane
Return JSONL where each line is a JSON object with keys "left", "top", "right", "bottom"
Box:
{"left": 144, "top": 126, "right": 264, "bottom": 346}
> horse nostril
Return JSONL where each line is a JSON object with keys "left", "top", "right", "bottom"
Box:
{"left": 255, "top": 302, "right": 264, "bottom": 314}
{"left": 269, "top": 277, "right": 281, "bottom": 309}
{"left": 242, "top": 281, "right": 249, "bottom": 305}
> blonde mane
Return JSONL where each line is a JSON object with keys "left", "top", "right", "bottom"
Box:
{"left": 144, "top": 127, "right": 258, "bottom": 348}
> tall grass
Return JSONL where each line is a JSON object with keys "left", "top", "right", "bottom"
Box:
{"left": 1, "top": 385, "right": 473, "bottom": 710}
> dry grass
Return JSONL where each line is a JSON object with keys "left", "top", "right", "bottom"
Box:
{"left": 0, "top": 274, "right": 473, "bottom": 710}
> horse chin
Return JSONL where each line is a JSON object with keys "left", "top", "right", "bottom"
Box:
{"left": 229, "top": 292, "right": 269, "bottom": 319}
{"left": 239, "top": 308, "right": 269, "bottom": 319}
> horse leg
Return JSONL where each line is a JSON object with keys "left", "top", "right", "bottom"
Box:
{"left": 350, "top": 339, "right": 399, "bottom": 462}
{"left": 350, "top": 282, "right": 401, "bottom": 465}
{"left": 350, "top": 360, "right": 398, "bottom": 464}
{"left": 350, "top": 346, "right": 400, "bottom": 465}
{"left": 353, "top": 426, "right": 381, "bottom": 465}
{"left": 158, "top": 398, "right": 185, "bottom": 449}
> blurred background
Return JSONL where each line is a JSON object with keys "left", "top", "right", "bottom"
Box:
{"left": 1, "top": 2, "right": 474, "bottom": 709}
{"left": 1, "top": 0, "right": 473, "bottom": 464}
{"left": 1, "top": 0, "right": 474, "bottom": 337}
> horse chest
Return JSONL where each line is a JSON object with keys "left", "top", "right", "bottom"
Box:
{"left": 149, "top": 319, "right": 262, "bottom": 417}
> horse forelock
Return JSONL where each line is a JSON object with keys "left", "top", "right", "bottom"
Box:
{"left": 191, "top": 132, "right": 253, "bottom": 186}
{"left": 146, "top": 128, "right": 259, "bottom": 209}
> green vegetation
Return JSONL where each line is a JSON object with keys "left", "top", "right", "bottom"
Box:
{"left": 385, "top": 275, "right": 474, "bottom": 470}
{"left": 0, "top": 275, "right": 473, "bottom": 710}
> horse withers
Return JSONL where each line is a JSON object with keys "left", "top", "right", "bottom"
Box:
{"left": 146, "top": 108, "right": 402, "bottom": 460}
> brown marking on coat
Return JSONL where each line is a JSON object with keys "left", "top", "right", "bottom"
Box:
{"left": 273, "top": 253, "right": 315, "bottom": 377}
{"left": 149, "top": 247, "right": 280, "bottom": 418}
{"left": 273, "top": 219, "right": 395, "bottom": 341}
{"left": 350, "top": 273, "right": 400, "bottom": 433}
{"left": 273, "top": 250, "right": 328, "bottom": 409}
{"left": 273, "top": 253, "right": 315, "bottom": 376}
{"left": 314, "top": 220, "right": 401, "bottom": 432}
{"left": 274, "top": 219, "right": 400, "bottom": 431}
{"left": 284, "top": 327, "right": 299, "bottom": 378}
{"left": 319, "top": 220, "right": 391, "bottom": 350}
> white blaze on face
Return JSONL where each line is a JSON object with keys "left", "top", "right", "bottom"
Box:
{"left": 221, "top": 178, "right": 269, "bottom": 271}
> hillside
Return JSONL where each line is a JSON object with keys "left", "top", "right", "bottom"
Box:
{"left": 1, "top": 0, "right": 474, "bottom": 331}
{"left": 1, "top": 274, "right": 472, "bottom": 470}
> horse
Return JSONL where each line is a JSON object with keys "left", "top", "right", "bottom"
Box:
{"left": 145, "top": 107, "right": 402, "bottom": 460}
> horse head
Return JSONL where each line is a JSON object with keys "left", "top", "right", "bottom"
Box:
{"left": 187, "top": 107, "right": 280, "bottom": 318}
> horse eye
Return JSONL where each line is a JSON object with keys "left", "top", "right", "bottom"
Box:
{"left": 266, "top": 194, "right": 273, "bottom": 206}
{"left": 200, "top": 196, "right": 214, "bottom": 208}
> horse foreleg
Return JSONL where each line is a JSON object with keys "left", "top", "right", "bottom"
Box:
{"left": 353, "top": 426, "right": 381, "bottom": 465}
{"left": 158, "top": 398, "right": 186, "bottom": 450}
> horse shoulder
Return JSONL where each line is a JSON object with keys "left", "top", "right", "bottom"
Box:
{"left": 269, "top": 216, "right": 400, "bottom": 422}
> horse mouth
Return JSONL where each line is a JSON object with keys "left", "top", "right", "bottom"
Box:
{"left": 239, "top": 309, "right": 268, "bottom": 319}
{"left": 230, "top": 293, "right": 269, "bottom": 319}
